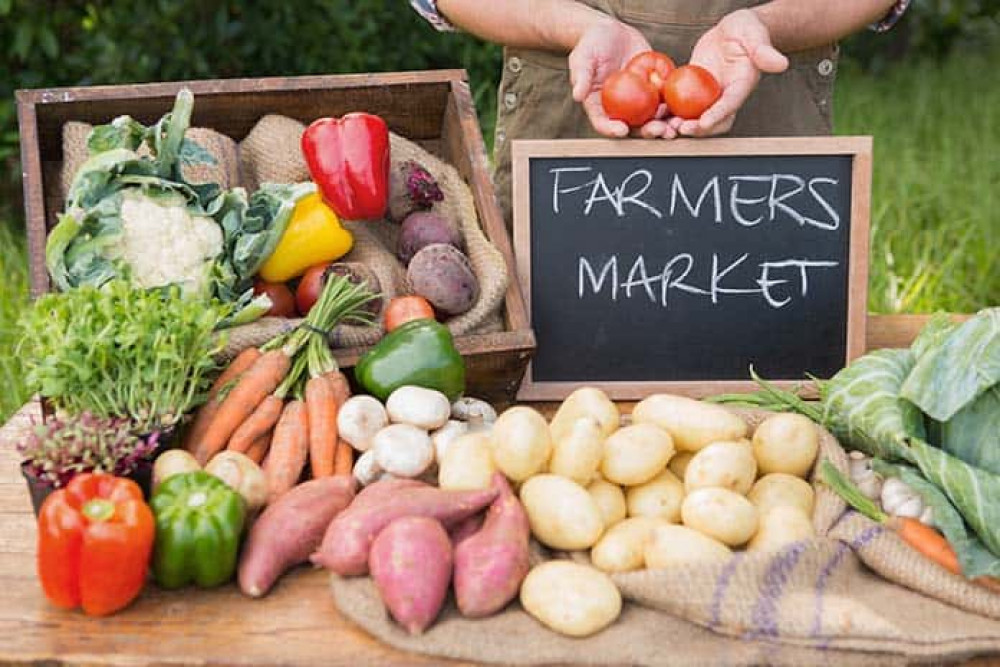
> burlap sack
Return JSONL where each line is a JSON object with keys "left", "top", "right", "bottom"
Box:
{"left": 59, "top": 122, "right": 239, "bottom": 202}
{"left": 329, "top": 409, "right": 1000, "bottom": 665}
{"left": 233, "top": 115, "right": 509, "bottom": 342}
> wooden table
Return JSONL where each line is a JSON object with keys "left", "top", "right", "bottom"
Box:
{"left": 1, "top": 314, "right": 992, "bottom": 666}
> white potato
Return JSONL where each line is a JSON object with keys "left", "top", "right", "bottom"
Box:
{"left": 205, "top": 451, "right": 268, "bottom": 512}
{"left": 747, "top": 473, "right": 815, "bottom": 518}
{"left": 492, "top": 406, "right": 552, "bottom": 481}
{"left": 520, "top": 561, "right": 621, "bottom": 637}
{"left": 587, "top": 479, "right": 628, "bottom": 530}
{"left": 438, "top": 432, "right": 496, "bottom": 491}
{"left": 752, "top": 413, "right": 820, "bottom": 478}
{"left": 601, "top": 423, "right": 674, "bottom": 486}
{"left": 681, "top": 487, "right": 759, "bottom": 547}
{"left": 632, "top": 394, "right": 747, "bottom": 452}
{"left": 626, "top": 470, "right": 685, "bottom": 522}
{"left": 644, "top": 524, "right": 732, "bottom": 569}
{"left": 684, "top": 440, "right": 757, "bottom": 495}
{"left": 373, "top": 424, "right": 434, "bottom": 478}
{"left": 748, "top": 506, "right": 814, "bottom": 553}
{"left": 337, "top": 396, "right": 388, "bottom": 452}
{"left": 549, "top": 387, "right": 620, "bottom": 442}
{"left": 591, "top": 517, "right": 666, "bottom": 573}
{"left": 430, "top": 419, "right": 469, "bottom": 462}
{"left": 153, "top": 450, "right": 200, "bottom": 490}
{"left": 520, "top": 474, "right": 604, "bottom": 550}
{"left": 667, "top": 451, "right": 694, "bottom": 480}
{"left": 549, "top": 416, "right": 604, "bottom": 485}
{"left": 385, "top": 385, "right": 451, "bottom": 430}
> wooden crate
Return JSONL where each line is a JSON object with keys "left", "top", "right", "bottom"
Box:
{"left": 16, "top": 70, "right": 536, "bottom": 406}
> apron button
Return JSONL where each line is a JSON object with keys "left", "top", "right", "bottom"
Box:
{"left": 508, "top": 57, "right": 523, "bottom": 73}
{"left": 817, "top": 59, "right": 835, "bottom": 77}
{"left": 504, "top": 92, "right": 518, "bottom": 110}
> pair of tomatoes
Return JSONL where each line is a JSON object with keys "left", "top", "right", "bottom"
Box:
{"left": 601, "top": 51, "right": 722, "bottom": 127}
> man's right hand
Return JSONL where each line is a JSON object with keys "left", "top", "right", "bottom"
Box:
{"left": 569, "top": 18, "right": 673, "bottom": 138}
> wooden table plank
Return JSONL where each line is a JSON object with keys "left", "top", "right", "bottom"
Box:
{"left": 0, "top": 312, "right": 990, "bottom": 666}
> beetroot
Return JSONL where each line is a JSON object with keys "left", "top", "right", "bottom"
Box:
{"left": 397, "top": 211, "right": 463, "bottom": 264}
{"left": 389, "top": 160, "right": 444, "bottom": 222}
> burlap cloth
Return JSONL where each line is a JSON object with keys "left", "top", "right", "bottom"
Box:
{"left": 328, "top": 409, "right": 1000, "bottom": 665}
{"left": 59, "top": 115, "right": 509, "bottom": 359}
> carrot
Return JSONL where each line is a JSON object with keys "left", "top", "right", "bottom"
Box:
{"left": 889, "top": 516, "right": 961, "bottom": 576}
{"left": 245, "top": 430, "right": 272, "bottom": 465}
{"left": 821, "top": 461, "right": 964, "bottom": 577}
{"left": 183, "top": 348, "right": 262, "bottom": 453}
{"left": 195, "top": 349, "right": 291, "bottom": 465}
{"left": 323, "top": 370, "right": 352, "bottom": 406}
{"left": 228, "top": 395, "right": 284, "bottom": 453}
{"left": 264, "top": 400, "right": 310, "bottom": 502}
{"left": 333, "top": 438, "right": 354, "bottom": 477}
{"left": 306, "top": 376, "right": 339, "bottom": 478}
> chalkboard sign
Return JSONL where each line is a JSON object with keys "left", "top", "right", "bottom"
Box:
{"left": 512, "top": 137, "right": 872, "bottom": 400}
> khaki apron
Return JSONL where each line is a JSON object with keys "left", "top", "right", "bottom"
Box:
{"left": 491, "top": 0, "right": 839, "bottom": 226}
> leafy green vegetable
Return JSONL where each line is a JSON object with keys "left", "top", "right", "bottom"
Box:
{"left": 901, "top": 308, "right": 1000, "bottom": 421}
{"left": 909, "top": 313, "right": 959, "bottom": 361}
{"left": 873, "top": 460, "right": 1000, "bottom": 579}
{"left": 821, "top": 348, "right": 925, "bottom": 461}
{"left": 935, "top": 386, "right": 1000, "bottom": 475}
{"left": 45, "top": 89, "right": 306, "bottom": 326}
{"left": 18, "top": 280, "right": 226, "bottom": 434}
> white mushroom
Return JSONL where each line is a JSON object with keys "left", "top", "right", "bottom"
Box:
{"left": 373, "top": 424, "right": 435, "bottom": 478}
{"left": 431, "top": 420, "right": 470, "bottom": 462}
{"left": 451, "top": 397, "right": 498, "bottom": 425}
{"left": 353, "top": 449, "right": 383, "bottom": 486}
{"left": 338, "top": 396, "right": 389, "bottom": 452}
{"left": 386, "top": 386, "right": 451, "bottom": 430}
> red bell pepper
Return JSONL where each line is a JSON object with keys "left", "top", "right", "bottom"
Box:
{"left": 37, "top": 473, "right": 155, "bottom": 616}
{"left": 302, "top": 113, "right": 390, "bottom": 220}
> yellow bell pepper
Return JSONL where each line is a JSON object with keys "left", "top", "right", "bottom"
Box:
{"left": 258, "top": 192, "right": 353, "bottom": 282}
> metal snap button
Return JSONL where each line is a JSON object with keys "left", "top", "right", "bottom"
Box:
{"left": 817, "top": 59, "right": 835, "bottom": 77}
{"left": 508, "top": 57, "right": 523, "bottom": 73}
{"left": 503, "top": 92, "right": 518, "bottom": 110}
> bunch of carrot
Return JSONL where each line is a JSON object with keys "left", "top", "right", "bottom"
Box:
{"left": 183, "top": 275, "right": 378, "bottom": 503}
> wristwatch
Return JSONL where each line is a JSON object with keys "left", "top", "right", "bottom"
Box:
{"left": 410, "top": 0, "right": 456, "bottom": 32}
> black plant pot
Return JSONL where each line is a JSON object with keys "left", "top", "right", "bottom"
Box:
{"left": 19, "top": 430, "right": 174, "bottom": 518}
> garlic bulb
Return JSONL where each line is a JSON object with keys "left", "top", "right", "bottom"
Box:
{"left": 919, "top": 505, "right": 934, "bottom": 527}
{"left": 881, "top": 477, "right": 924, "bottom": 519}
{"left": 848, "top": 451, "right": 883, "bottom": 500}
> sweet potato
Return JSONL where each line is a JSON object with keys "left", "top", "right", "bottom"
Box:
{"left": 238, "top": 475, "right": 356, "bottom": 598}
{"left": 311, "top": 479, "right": 497, "bottom": 576}
{"left": 407, "top": 244, "right": 479, "bottom": 316}
{"left": 397, "top": 211, "right": 463, "bottom": 264}
{"left": 449, "top": 513, "right": 485, "bottom": 548}
{"left": 369, "top": 516, "right": 453, "bottom": 635}
{"left": 453, "top": 473, "right": 531, "bottom": 617}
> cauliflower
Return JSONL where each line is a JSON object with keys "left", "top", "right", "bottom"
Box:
{"left": 113, "top": 190, "right": 223, "bottom": 297}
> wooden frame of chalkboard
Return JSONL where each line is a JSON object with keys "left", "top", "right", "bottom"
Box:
{"left": 512, "top": 137, "right": 872, "bottom": 401}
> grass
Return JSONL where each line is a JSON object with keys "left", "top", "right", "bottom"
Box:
{"left": 0, "top": 48, "right": 996, "bottom": 423}
{"left": 834, "top": 48, "right": 1000, "bottom": 313}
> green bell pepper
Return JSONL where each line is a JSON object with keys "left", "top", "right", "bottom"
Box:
{"left": 355, "top": 318, "right": 466, "bottom": 401}
{"left": 150, "top": 471, "right": 246, "bottom": 589}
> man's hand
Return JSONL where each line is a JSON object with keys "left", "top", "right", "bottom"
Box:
{"left": 670, "top": 8, "right": 789, "bottom": 137}
{"left": 569, "top": 19, "right": 672, "bottom": 138}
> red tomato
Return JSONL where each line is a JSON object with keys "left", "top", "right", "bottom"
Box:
{"left": 601, "top": 70, "right": 660, "bottom": 128}
{"left": 384, "top": 296, "right": 435, "bottom": 332}
{"left": 624, "top": 51, "right": 676, "bottom": 91}
{"left": 294, "top": 262, "right": 331, "bottom": 316}
{"left": 253, "top": 279, "right": 296, "bottom": 318}
{"left": 661, "top": 65, "right": 722, "bottom": 120}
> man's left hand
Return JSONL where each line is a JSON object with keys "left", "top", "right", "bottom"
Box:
{"left": 670, "top": 9, "right": 789, "bottom": 137}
